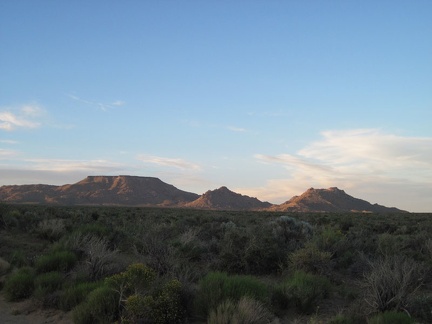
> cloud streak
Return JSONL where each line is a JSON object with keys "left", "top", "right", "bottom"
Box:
{"left": 68, "top": 94, "right": 126, "bottom": 111}
{"left": 242, "top": 129, "right": 432, "bottom": 211}
{"left": 0, "top": 104, "right": 45, "bottom": 131}
{"left": 137, "top": 154, "right": 201, "bottom": 171}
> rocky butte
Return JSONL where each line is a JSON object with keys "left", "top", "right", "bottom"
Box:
{"left": 0, "top": 176, "right": 408, "bottom": 213}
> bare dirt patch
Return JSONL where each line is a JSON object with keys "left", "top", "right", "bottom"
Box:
{"left": 0, "top": 293, "right": 72, "bottom": 324}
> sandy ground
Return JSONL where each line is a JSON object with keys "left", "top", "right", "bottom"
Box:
{"left": 0, "top": 293, "right": 73, "bottom": 324}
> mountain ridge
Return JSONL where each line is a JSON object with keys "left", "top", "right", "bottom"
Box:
{"left": 0, "top": 175, "right": 408, "bottom": 212}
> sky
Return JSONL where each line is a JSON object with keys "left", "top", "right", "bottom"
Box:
{"left": 1, "top": 1, "right": 431, "bottom": 212}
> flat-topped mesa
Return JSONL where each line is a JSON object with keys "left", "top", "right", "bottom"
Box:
{"left": 0, "top": 178, "right": 408, "bottom": 212}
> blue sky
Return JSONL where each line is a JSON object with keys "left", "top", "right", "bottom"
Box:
{"left": 1, "top": 1, "right": 431, "bottom": 212}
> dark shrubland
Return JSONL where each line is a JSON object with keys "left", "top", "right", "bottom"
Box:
{"left": 0, "top": 204, "right": 431, "bottom": 323}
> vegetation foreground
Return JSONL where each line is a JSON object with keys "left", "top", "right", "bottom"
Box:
{"left": 0, "top": 204, "right": 431, "bottom": 323}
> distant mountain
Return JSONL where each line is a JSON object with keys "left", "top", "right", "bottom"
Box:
{"left": 271, "top": 187, "right": 407, "bottom": 213}
{"left": 0, "top": 176, "right": 408, "bottom": 212}
{"left": 0, "top": 176, "right": 199, "bottom": 206}
{"left": 185, "top": 186, "right": 272, "bottom": 210}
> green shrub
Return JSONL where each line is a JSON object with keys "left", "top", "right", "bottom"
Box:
{"left": 125, "top": 294, "right": 150, "bottom": 322}
{"left": 34, "top": 271, "right": 63, "bottom": 302}
{"left": 283, "top": 271, "right": 331, "bottom": 314}
{"left": 72, "top": 285, "right": 119, "bottom": 324}
{"left": 289, "top": 243, "right": 332, "bottom": 275}
{"left": 314, "top": 226, "right": 346, "bottom": 252}
{"left": 123, "top": 278, "right": 185, "bottom": 324}
{"left": 194, "top": 272, "right": 269, "bottom": 319}
{"left": 106, "top": 263, "right": 156, "bottom": 300}
{"left": 59, "top": 281, "right": 103, "bottom": 311}
{"left": 207, "top": 296, "right": 274, "bottom": 324}
{"left": 368, "top": 311, "right": 414, "bottom": 324}
{"left": 377, "top": 233, "right": 403, "bottom": 256}
{"left": 10, "top": 249, "right": 29, "bottom": 267}
{"left": 328, "top": 314, "right": 354, "bottom": 324}
{"left": 35, "top": 250, "right": 77, "bottom": 273}
{"left": 4, "top": 267, "right": 35, "bottom": 301}
{"left": 145, "top": 279, "right": 185, "bottom": 324}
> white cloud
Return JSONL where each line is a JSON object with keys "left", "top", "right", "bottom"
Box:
{"left": 0, "top": 104, "right": 45, "bottom": 131}
{"left": 25, "top": 158, "right": 123, "bottom": 172}
{"left": 242, "top": 129, "right": 432, "bottom": 212}
{"left": 137, "top": 154, "right": 201, "bottom": 171}
{"left": 0, "top": 149, "right": 18, "bottom": 158}
{"left": 227, "top": 126, "right": 247, "bottom": 132}
{"left": 68, "top": 94, "right": 125, "bottom": 111}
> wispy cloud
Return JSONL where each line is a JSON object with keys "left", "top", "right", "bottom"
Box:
{"left": 227, "top": 126, "right": 247, "bottom": 132}
{"left": 24, "top": 158, "right": 123, "bottom": 172}
{"left": 0, "top": 104, "right": 45, "bottom": 131}
{"left": 0, "top": 149, "right": 18, "bottom": 158}
{"left": 0, "top": 139, "right": 18, "bottom": 144}
{"left": 241, "top": 129, "right": 432, "bottom": 211}
{"left": 137, "top": 154, "right": 201, "bottom": 171}
{"left": 67, "top": 94, "right": 126, "bottom": 111}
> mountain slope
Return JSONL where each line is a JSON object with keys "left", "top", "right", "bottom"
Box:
{"left": 271, "top": 187, "right": 407, "bottom": 213}
{"left": 0, "top": 176, "right": 199, "bottom": 206}
{"left": 185, "top": 186, "right": 272, "bottom": 210}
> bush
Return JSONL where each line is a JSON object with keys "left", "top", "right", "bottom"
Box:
{"left": 282, "top": 271, "right": 331, "bottom": 314}
{"left": 10, "top": 249, "right": 29, "bottom": 267}
{"left": 35, "top": 250, "right": 77, "bottom": 273}
{"left": 59, "top": 281, "right": 102, "bottom": 311}
{"left": 362, "top": 256, "right": 422, "bottom": 312}
{"left": 4, "top": 267, "right": 35, "bottom": 301}
{"left": 207, "top": 296, "right": 274, "bottom": 324}
{"left": 37, "top": 218, "right": 66, "bottom": 241}
{"left": 65, "top": 233, "right": 119, "bottom": 280}
{"left": 194, "top": 271, "right": 269, "bottom": 319}
{"left": 34, "top": 271, "right": 63, "bottom": 303}
{"left": 407, "top": 294, "right": 432, "bottom": 323}
{"left": 72, "top": 285, "right": 119, "bottom": 324}
{"left": 328, "top": 314, "right": 355, "bottom": 324}
{"left": 145, "top": 279, "right": 185, "bottom": 324}
{"left": 123, "top": 279, "right": 185, "bottom": 324}
{"left": 106, "top": 263, "right": 156, "bottom": 301}
{"left": 289, "top": 243, "right": 332, "bottom": 275}
{"left": 368, "top": 311, "right": 414, "bottom": 324}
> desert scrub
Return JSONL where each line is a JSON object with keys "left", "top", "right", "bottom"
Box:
{"left": 59, "top": 281, "right": 103, "bottom": 311}
{"left": 34, "top": 271, "right": 63, "bottom": 299}
{"left": 406, "top": 294, "right": 432, "bottom": 323}
{"left": 35, "top": 250, "right": 77, "bottom": 273}
{"left": 288, "top": 242, "right": 332, "bottom": 275}
{"left": 4, "top": 266, "right": 35, "bottom": 301}
{"left": 362, "top": 256, "right": 423, "bottom": 312}
{"left": 368, "top": 311, "right": 414, "bottom": 324}
{"left": 207, "top": 296, "right": 274, "bottom": 324}
{"left": 142, "top": 279, "right": 185, "bottom": 324}
{"left": 37, "top": 218, "right": 66, "bottom": 241}
{"left": 64, "top": 233, "right": 119, "bottom": 279}
{"left": 105, "top": 263, "right": 156, "bottom": 301}
{"left": 194, "top": 271, "right": 269, "bottom": 319}
{"left": 72, "top": 285, "right": 119, "bottom": 324}
{"left": 280, "top": 271, "right": 331, "bottom": 314}
{"left": 9, "top": 249, "right": 29, "bottom": 267}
